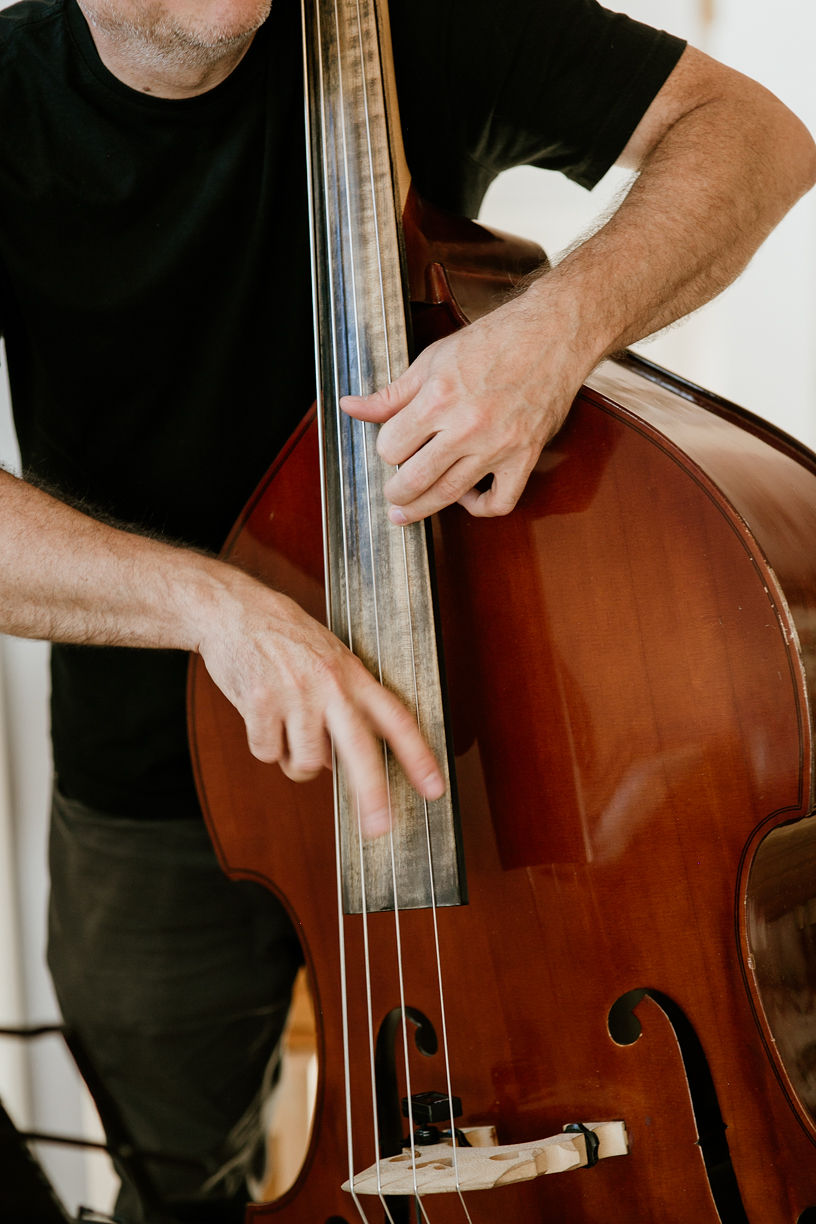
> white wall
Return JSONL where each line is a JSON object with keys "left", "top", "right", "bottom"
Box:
{"left": 0, "top": 0, "right": 814, "bottom": 1216}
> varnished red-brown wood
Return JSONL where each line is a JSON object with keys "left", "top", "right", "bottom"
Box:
{"left": 188, "top": 205, "right": 816, "bottom": 1221}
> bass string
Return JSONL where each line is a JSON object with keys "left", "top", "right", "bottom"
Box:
{"left": 339, "top": 7, "right": 408, "bottom": 1218}
{"left": 330, "top": 1, "right": 399, "bottom": 1219}
{"left": 306, "top": 6, "right": 364, "bottom": 1219}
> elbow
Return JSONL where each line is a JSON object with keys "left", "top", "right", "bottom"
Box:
{"left": 766, "top": 97, "right": 816, "bottom": 214}
{"left": 800, "top": 123, "right": 816, "bottom": 198}
{"left": 712, "top": 58, "right": 816, "bottom": 222}
{"left": 784, "top": 108, "right": 816, "bottom": 200}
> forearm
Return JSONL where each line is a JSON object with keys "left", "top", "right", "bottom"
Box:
{"left": 530, "top": 54, "right": 816, "bottom": 368}
{"left": 0, "top": 467, "right": 225, "bottom": 649}
{"left": 0, "top": 467, "right": 443, "bottom": 829}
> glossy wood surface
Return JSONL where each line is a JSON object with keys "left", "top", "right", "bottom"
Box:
{"left": 189, "top": 250, "right": 816, "bottom": 1218}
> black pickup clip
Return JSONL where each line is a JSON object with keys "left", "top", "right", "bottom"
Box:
{"left": 401, "top": 1091, "right": 469, "bottom": 1148}
{"left": 563, "top": 1122, "right": 601, "bottom": 1168}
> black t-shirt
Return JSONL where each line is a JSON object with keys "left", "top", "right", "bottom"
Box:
{"left": 0, "top": 0, "right": 684, "bottom": 817}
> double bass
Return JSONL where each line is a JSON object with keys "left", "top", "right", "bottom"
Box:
{"left": 188, "top": 0, "right": 816, "bottom": 1219}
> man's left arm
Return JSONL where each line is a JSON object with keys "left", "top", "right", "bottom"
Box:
{"left": 342, "top": 45, "right": 816, "bottom": 522}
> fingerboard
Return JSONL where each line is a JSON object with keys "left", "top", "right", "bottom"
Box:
{"left": 301, "top": 0, "right": 464, "bottom": 913}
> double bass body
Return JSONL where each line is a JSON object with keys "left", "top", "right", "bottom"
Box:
{"left": 189, "top": 289, "right": 816, "bottom": 1221}
{"left": 188, "top": 2, "right": 816, "bottom": 1218}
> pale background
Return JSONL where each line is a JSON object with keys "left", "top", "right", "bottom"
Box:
{"left": 0, "top": 0, "right": 814, "bottom": 1214}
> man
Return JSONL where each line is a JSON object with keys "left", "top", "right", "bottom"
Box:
{"left": 0, "top": 0, "right": 813, "bottom": 1220}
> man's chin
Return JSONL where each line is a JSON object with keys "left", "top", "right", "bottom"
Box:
{"left": 78, "top": 0, "right": 273, "bottom": 56}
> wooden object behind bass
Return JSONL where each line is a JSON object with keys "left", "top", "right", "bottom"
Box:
{"left": 189, "top": 187, "right": 816, "bottom": 1220}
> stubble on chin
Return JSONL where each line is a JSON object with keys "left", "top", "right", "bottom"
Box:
{"left": 77, "top": 0, "right": 274, "bottom": 68}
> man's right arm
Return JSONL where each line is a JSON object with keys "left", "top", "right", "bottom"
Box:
{"left": 0, "top": 468, "right": 443, "bottom": 835}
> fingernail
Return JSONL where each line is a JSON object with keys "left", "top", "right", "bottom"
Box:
{"left": 389, "top": 507, "right": 408, "bottom": 525}
{"left": 424, "top": 771, "right": 445, "bottom": 799}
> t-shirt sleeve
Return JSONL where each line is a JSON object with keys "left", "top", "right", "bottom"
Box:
{"left": 391, "top": 0, "right": 686, "bottom": 211}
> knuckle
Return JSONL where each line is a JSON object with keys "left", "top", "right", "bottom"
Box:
{"left": 376, "top": 425, "right": 400, "bottom": 467}
{"left": 243, "top": 678, "right": 272, "bottom": 712}
{"left": 382, "top": 378, "right": 406, "bottom": 406}
{"left": 465, "top": 401, "right": 491, "bottom": 433}
{"left": 242, "top": 692, "right": 277, "bottom": 739}
{"left": 425, "top": 372, "right": 457, "bottom": 410}
{"left": 312, "top": 651, "right": 347, "bottom": 694}
{"left": 436, "top": 471, "right": 466, "bottom": 504}
{"left": 373, "top": 687, "right": 419, "bottom": 740}
{"left": 390, "top": 462, "right": 428, "bottom": 501}
{"left": 281, "top": 759, "right": 323, "bottom": 783}
{"left": 388, "top": 702, "right": 419, "bottom": 739}
{"left": 246, "top": 729, "right": 280, "bottom": 765}
{"left": 281, "top": 763, "right": 318, "bottom": 783}
{"left": 481, "top": 478, "right": 522, "bottom": 517}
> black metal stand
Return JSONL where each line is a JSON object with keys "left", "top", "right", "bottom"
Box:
{"left": 0, "top": 1023, "right": 204, "bottom": 1224}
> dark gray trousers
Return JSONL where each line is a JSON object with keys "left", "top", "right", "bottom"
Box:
{"left": 47, "top": 788, "right": 303, "bottom": 1223}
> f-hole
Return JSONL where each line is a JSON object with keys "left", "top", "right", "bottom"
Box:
{"left": 609, "top": 987, "right": 750, "bottom": 1223}
{"left": 374, "top": 1007, "right": 438, "bottom": 1224}
{"left": 375, "top": 1006, "right": 438, "bottom": 1155}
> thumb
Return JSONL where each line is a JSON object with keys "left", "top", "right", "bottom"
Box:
{"left": 340, "top": 364, "right": 423, "bottom": 423}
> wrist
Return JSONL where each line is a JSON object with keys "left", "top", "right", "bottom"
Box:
{"left": 181, "top": 553, "right": 292, "bottom": 665}
{"left": 554, "top": 257, "right": 627, "bottom": 352}
{"left": 506, "top": 268, "right": 613, "bottom": 392}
